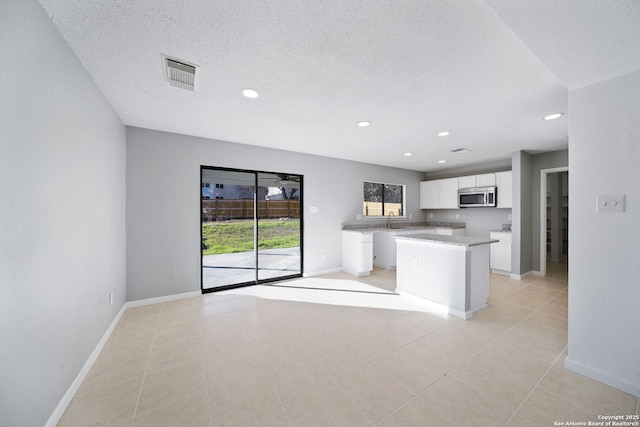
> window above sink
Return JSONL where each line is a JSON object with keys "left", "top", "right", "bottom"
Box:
{"left": 363, "top": 181, "right": 406, "bottom": 218}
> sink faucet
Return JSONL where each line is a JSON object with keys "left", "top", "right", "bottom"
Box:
{"left": 387, "top": 211, "right": 395, "bottom": 228}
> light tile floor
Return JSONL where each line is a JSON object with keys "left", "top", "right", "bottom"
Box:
{"left": 59, "top": 263, "right": 639, "bottom": 426}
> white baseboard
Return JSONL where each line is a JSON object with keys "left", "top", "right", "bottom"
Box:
{"left": 564, "top": 356, "right": 640, "bottom": 398}
{"left": 45, "top": 304, "right": 127, "bottom": 427}
{"left": 510, "top": 270, "right": 542, "bottom": 280}
{"left": 45, "top": 290, "right": 202, "bottom": 427}
{"left": 125, "top": 290, "right": 201, "bottom": 307}
{"left": 303, "top": 267, "right": 343, "bottom": 277}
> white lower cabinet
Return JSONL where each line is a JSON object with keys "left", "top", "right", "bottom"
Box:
{"left": 370, "top": 227, "right": 467, "bottom": 271}
{"left": 489, "top": 231, "right": 512, "bottom": 274}
{"left": 342, "top": 231, "right": 373, "bottom": 277}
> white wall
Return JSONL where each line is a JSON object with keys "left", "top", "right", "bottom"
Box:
{"left": 567, "top": 70, "right": 640, "bottom": 397}
{"left": 126, "top": 127, "right": 425, "bottom": 301}
{"left": 0, "top": 1, "right": 127, "bottom": 425}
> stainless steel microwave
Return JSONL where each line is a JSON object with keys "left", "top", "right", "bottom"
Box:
{"left": 458, "top": 186, "right": 497, "bottom": 207}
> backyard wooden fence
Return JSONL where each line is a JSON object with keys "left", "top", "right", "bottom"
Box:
{"left": 202, "top": 199, "right": 300, "bottom": 221}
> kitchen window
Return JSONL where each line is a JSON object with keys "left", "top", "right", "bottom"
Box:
{"left": 363, "top": 182, "right": 405, "bottom": 217}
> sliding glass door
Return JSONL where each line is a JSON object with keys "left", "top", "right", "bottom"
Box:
{"left": 200, "top": 167, "right": 302, "bottom": 292}
{"left": 257, "top": 172, "right": 302, "bottom": 282}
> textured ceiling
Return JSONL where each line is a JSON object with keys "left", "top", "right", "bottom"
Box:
{"left": 487, "top": 0, "right": 640, "bottom": 91}
{"left": 37, "top": 1, "right": 637, "bottom": 172}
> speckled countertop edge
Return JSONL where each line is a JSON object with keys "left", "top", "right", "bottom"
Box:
{"left": 394, "top": 233, "right": 498, "bottom": 247}
{"left": 342, "top": 221, "right": 466, "bottom": 231}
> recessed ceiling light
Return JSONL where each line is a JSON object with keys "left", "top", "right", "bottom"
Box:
{"left": 438, "top": 160, "right": 446, "bottom": 164}
{"left": 358, "top": 121, "right": 370, "bottom": 127}
{"left": 438, "top": 131, "right": 450, "bottom": 137}
{"left": 242, "top": 89, "right": 259, "bottom": 99}
{"left": 544, "top": 113, "right": 563, "bottom": 120}
{"left": 403, "top": 152, "right": 412, "bottom": 157}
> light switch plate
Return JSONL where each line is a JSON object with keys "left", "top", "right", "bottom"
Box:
{"left": 596, "top": 195, "right": 625, "bottom": 213}
{"left": 309, "top": 206, "right": 319, "bottom": 214}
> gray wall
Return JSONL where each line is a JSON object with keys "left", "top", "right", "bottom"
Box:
{"left": 530, "top": 150, "right": 568, "bottom": 271}
{"left": 425, "top": 209, "right": 512, "bottom": 238}
{"left": 0, "top": 1, "right": 127, "bottom": 425}
{"left": 425, "top": 158, "right": 512, "bottom": 180}
{"left": 512, "top": 151, "right": 533, "bottom": 276}
{"left": 567, "top": 70, "right": 640, "bottom": 396}
{"left": 126, "top": 127, "right": 426, "bottom": 301}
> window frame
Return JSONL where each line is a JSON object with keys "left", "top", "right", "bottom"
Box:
{"left": 362, "top": 181, "right": 406, "bottom": 219}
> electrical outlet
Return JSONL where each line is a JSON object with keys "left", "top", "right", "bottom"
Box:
{"left": 409, "top": 214, "right": 412, "bottom": 219}
{"left": 356, "top": 214, "right": 362, "bottom": 220}
{"left": 429, "top": 213, "right": 434, "bottom": 219}
{"left": 320, "top": 254, "right": 326, "bottom": 261}
{"left": 411, "top": 258, "right": 418, "bottom": 268}
{"left": 597, "top": 195, "right": 625, "bottom": 213}
{"left": 455, "top": 213, "right": 460, "bottom": 219}
{"left": 508, "top": 214, "right": 512, "bottom": 220}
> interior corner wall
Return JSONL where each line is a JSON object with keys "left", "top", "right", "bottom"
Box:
{"left": 566, "top": 70, "right": 640, "bottom": 397}
{"left": 0, "top": 1, "right": 127, "bottom": 425}
{"left": 125, "top": 127, "right": 425, "bottom": 301}
{"left": 530, "top": 149, "right": 568, "bottom": 271}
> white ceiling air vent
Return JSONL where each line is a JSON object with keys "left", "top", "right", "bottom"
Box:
{"left": 451, "top": 148, "right": 471, "bottom": 153}
{"left": 164, "top": 57, "right": 196, "bottom": 91}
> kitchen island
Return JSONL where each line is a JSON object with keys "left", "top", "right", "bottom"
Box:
{"left": 394, "top": 233, "right": 497, "bottom": 320}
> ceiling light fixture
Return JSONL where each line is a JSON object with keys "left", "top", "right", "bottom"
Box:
{"left": 438, "top": 131, "right": 450, "bottom": 136}
{"left": 358, "top": 121, "right": 370, "bottom": 127}
{"left": 403, "top": 152, "right": 412, "bottom": 157}
{"left": 438, "top": 160, "right": 446, "bottom": 164}
{"left": 544, "top": 113, "right": 563, "bottom": 120}
{"left": 242, "top": 89, "right": 259, "bottom": 99}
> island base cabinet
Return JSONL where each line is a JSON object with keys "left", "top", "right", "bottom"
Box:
{"left": 395, "top": 240, "right": 489, "bottom": 319}
{"left": 342, "top": 231, "right": 373, "bottom": 277}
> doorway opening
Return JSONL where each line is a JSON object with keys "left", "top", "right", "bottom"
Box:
{"left": 540, "top": 167, "right": 568, "bottom": 276}
{"left": 200, "top": 166, "right": 303, "bottom": 292}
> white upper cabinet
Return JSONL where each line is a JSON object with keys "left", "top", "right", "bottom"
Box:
{"left": 496, "top": 170, "right": 513, "bottom": 208}
{"left": 420, "top": 180, "right": 440, "bottom": 209}
{"left": 477, "top": 173, "right": 496, "bottom": 187}
{"left": 458, "top": 175, "right": 476, "bottom": 189}
{"left": 458, "top": 173, "right": 496, "bottom": 189}
{"left": 420, "top": 178, "right": 459, "bottom": 209}
{"left": 439, "top": 178, "right": 459, "bottom": 209}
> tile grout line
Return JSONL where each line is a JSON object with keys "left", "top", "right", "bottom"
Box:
{"left": 196, "top": 300, "right": 216, "bottom": 427}
{"left": 129, "top": 302, "right": 164, "bottom": 426}
{"left": 501, "top": 344, "right": 569, "bottom": 427}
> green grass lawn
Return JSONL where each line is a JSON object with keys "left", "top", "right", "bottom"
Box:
{"left": 202, "top": 219, "right": 300, "bottom": 255}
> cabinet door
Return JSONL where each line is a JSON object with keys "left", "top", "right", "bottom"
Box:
{"left": 458, "top": 175, "right": 476, "bottom": 189}
{"left": 477, "top": 173, "right": 496, "bottom": 187}
{"left": 439, "top": 178, "right": 459, "bottom": 209}
{"left": 491, "top": 242, "right": 511, "bottom": 271}
{"left": 496, "top": 171, "right": 513, "bottom": 208}
{"left": 420, "top": 181, "right": 440, "bottom": 209}
{"left": 362, "top": 241, "right": 373, "bottom": 272}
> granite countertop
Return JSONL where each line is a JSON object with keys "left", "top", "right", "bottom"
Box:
{"left": 342, "top": 221, "right": 466, "bottom": 231}
{"left": 394, "top": 233, "right": 498, "bottom": 247}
